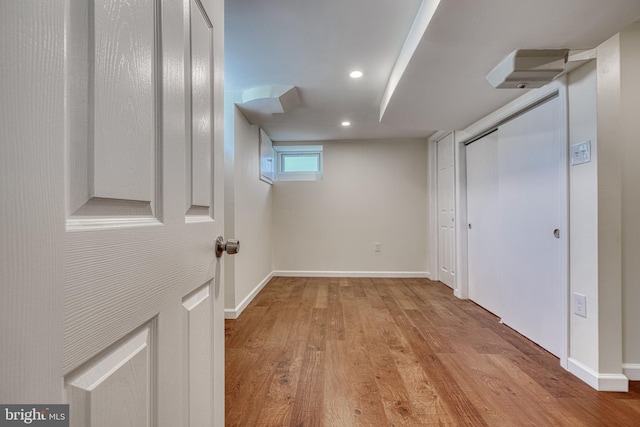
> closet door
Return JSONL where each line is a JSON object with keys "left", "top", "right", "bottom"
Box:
{"left": 466, "top": 131, "right": 501, "bottom": 316}
{"left": 498, "top": 96, "right": 565, "bottom": 358}
{"left": 437, "top": 133, "right": 456, "bottom": 288}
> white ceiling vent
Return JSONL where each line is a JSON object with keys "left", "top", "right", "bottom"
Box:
{"left": 486, "top": 49, "right": 569, "bottom": 89}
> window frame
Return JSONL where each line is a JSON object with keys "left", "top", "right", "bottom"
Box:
{"left": 259, "top": 128, "right": 275, "bottom": 184}
{"left": 273, "top": 145, "right": 323, "bottom": 181}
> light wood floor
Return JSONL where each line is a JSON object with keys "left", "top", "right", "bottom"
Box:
{"left": 225, "top": 277, "right": 640, "bottom": 426}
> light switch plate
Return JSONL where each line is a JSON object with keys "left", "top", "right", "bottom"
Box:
{"left": 571, "top": 140, "right": 591, "bottom": 166}
{"left": 574, "top": 293, "right": 587, "bottom": 318}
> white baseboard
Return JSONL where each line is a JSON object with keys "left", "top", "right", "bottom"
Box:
{"left": 272, "top": 270, "right": 429, "bottom": 278}
{"left": 224, "top": 272, "right": 274, "bottom": 320}
{"left": 568, "top": 357, "right": 629, "bottom": 391}
{"left": 622, "top": 363, "right": 640, "bottom": 381}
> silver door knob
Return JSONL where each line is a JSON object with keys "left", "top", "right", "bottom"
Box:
{"left": 216, "top": 236, "right": 240, "bottom": 258}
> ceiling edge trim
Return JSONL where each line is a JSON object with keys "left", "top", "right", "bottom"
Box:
{"left": 379, "top": 0, "right": 442, "bottom": 122}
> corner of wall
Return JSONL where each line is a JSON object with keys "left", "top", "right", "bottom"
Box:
{"left": 595, "top": 32, "right": 624, "bottom": 377}
{"left": 224, "top": 102, "right": 274, "bottom": 313}
{"left": 224, "top": 271, "right": 274, "bottom": 319}
{"left": 224, "top": 94, "right": 238, "bottom": 309}
{"left": 568, "top": 358, "right": 629, "bottom": 392}
{"left": 620, "top": 22, "right": 640, "bottom": 372}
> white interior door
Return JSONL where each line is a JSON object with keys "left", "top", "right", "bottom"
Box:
{"left": 498, "top": 96, "right": 565, "bottom": 358}
{"left": 1, "top": 1, "right": 226, "bottom": 426}
{"left": 466, "top": 131, "right": 501, "bottom": 316}
{"left": 437, "top": 133, "right": 456, "bottom": 288}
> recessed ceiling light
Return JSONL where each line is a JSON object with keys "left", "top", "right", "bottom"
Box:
{"left": 349, "top": 70, "right": 363, "bottom": 79}
{"left": 341, "top": 121, "right": 351, "bottom": 127}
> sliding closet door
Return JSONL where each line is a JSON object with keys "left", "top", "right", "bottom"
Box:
{"left": 466, "top": 131, "right": 501, "bottom": 316}
{"left": 498, "top": 96, "right": 565, "bottom": 358}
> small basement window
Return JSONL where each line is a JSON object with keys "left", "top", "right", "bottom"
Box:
{"left": 274, "top": 145, "right": 323, "bottom": 181}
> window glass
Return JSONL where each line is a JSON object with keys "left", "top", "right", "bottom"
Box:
{"left": 273, "top": 145, "right": 323, "bottom": 181}
{"left": 281, "top": 153, "right": 320, "bottom": 173}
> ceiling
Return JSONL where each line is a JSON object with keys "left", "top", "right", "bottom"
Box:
{"left": 225, "top": 0, "right": 640, "bottom": 142}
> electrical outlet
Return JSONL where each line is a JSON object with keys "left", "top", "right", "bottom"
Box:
{"left": 574, "top": 293, "right": 587, "bottom": 318}
{"left": 374, "top": 242, "right": 381, "bottom": 252}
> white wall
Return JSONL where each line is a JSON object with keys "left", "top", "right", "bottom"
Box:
{"left": 620, "top": 23, "right": 640, "bottom": 377}
{"left": 594, "top": 33, "right": 624, "bottom": 382}
{"left": 224, "top": 96, "right": 273, "bottom": 317}
{"left": 567, "top": 60, "right": 599, "bottom": 372}
{"left": 272, "top": 138, "right": 430, "bottom": 276}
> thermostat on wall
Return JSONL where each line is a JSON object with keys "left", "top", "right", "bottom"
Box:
{"left": 571, "top": 140, "right": 591, "bottom": 166}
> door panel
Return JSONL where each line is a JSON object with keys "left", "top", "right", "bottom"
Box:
{"left": 182, "top": 284, "right": 213, "bottom": 427}
{"left": 498, "top": 96, "right": 564, "bottom": 358}
{"left": 437, "top": 133, "right": 455, "bottom": 288}
{"left": 67, "top": 326, "right": 153, "bottom": 427}
{"left": 466, "top": 131, "right": 501, "bottom": 316}
{"left": 67, "top": 0, "right": 157, "bottom": 217}
{"left": 187, "top": 0, "right": 213, "bottom": 214}
{"left": 92, "top": 0, "right": 157, "bottom": 203}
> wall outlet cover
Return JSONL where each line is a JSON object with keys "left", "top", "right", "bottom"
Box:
{"left": 574, "top": 293, "right": 587, "bottom": 318}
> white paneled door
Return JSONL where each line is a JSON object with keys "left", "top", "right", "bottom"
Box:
{"left": 1, "top": 0, "right": 225, "bottom": 426}
{"left": 437, "top": 133, "right": 456, "bottom": 288}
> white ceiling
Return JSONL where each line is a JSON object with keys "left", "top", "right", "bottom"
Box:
{"left": 225, "top": 0, "right": 640, "bottom": 142}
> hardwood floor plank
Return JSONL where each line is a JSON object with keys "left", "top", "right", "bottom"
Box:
{"left": 290, "top": 348, "right": 324, "bottom": 426}
{"left": 373, "top": 281, "right": 488, "bottom": 425}
{"left": 313, "top": 280, "right": 329, "bottom": 309}
{"left": 391, "top": 335, "right": 455, "bottom": 425}
{"left": 265, "top": 307, "right": 299, "bottom": 348}
{"left": 308, "top": 308, "right": 328, "bottom": 351}
{"left": 225, "top": 346, "right": 283, "bottom": 427}
{"left": 404, "top": 309, "right": 455, "bottom": 354}
{"left": 225, "top": 306, "right": 269, "bottom": 349}
{"left": 323, "top": 341, "right": 354, "bottom": 426}
{"left": 225, "top": 277, "right": 640, "bottom": 426}
{"left": 254, "top": 345, "right": 299, "bottom": 427}
{"left": 349, "top": 278, "right": 367, "bottom": 298}
{"left": 326, "top": 301, "right": 345, "bottom": 341}
{"left": 358, "top": 300, "right": 423, "bottom": 426}
{"left": 334, "top": 338, "right": 388, "bottom": 426}
{"left": 385, "top": 279, "right": 419, "bottom": 310}
{"left": 225, "top": 348, "right": 261, "bottom": 416}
